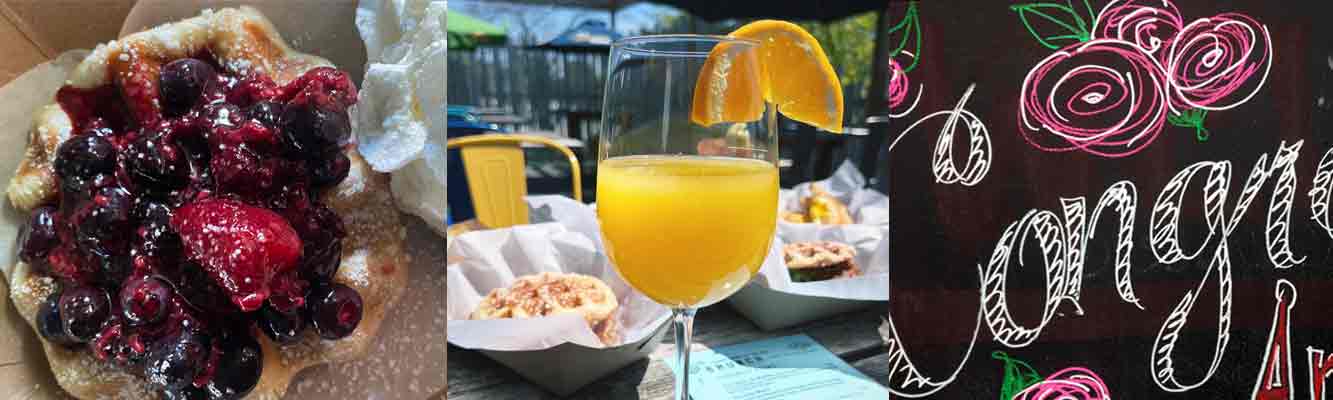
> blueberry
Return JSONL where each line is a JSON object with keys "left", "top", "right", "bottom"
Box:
{"left": 37, "top": 292, "right": 75, "bottom": 346}
{"left": 245, "top": 101, "right": 284, "bottom": 129}
{"left": 296, "top": 204, "right": 345, "bottom": 283}
{"left": 80, "top": 118, "right": 116, "bottom": 138}
{"left": 132, "top": 198, "right": 182, "bottom": 260}
{"left": 145, "top": 331, "right": 209, "bottom": 391}
{"left": 54, "top": 135, "right": 115, "bottom": 179}
{"left": 135, "top": 222, "right": 182, "bottom": 260}
{"left": 279, "top": 102, "right": 349, "bottom": 157}
{"left": 120, "top": 275, "right": 174, "bottom": 326}
{"left": 159, "top": 59, "right": 217, "bottom": 116}
{"left": 308, "top": 283, "right": 361, "bottom": 340}
{"left": 133, "top": 197, "right": 175, "bottom": 225}
{"left": 18, "top": 206, "right": 59, "bottom": 264}
{"left": 77, "top": 186, "right": 133, "bottom": 257}
{"left": 257, "top": 305, "right": 305, "bottom": 344}
{"left": 172, "top": 262, "right": 231, "bottom": 315}
{"left": 163, "top": 386, "right": 209, "bottom": 400}
{"left": 206, "top": 333, "right": 262, "bottom": 400}
{"left": 58, "top": 286, "right": 110, "bottom": 343}
{"left": 303, "top": 240, "right": 342, "bottom": 283}
{"left": 297, "top": 203, "right": 345, "bottom": 240}
{"left": 87, "top": 186, "right": 133, "bottom": 228}
{"left": 126, "top": 133, "right": 191, "bottom": 189}
{"left": 310, "top": 152, "right": 350, "bottom": 187}
{"left": 59, "top": 171, "right": 112, "bottom": 198}
{"left": 201, "top": 103, "right": 243, "bottom": 130}
{"left": 96, "top": 254, "right": 132, "bottom": 288}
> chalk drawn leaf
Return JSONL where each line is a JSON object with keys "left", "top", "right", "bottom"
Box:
{"left": 1011, "top": 3, "right": 1092, "bottom": 50}
{"left": 993, "top": 351, "right": 1044, "bottom": 400}
{"left": 887, "top": 1, "right": 923, "bottom": 72}
{"left": 1166, "top": 108, "right": 1209, "bottom": 142}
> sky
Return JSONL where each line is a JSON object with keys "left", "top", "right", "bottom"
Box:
{"left": 449, "top": 0, "right": 680, "bottom": 44}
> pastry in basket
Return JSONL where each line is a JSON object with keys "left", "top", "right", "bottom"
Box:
{"left": 780, "top": 184, "right": 853, "bottom": 224}
{"left": 783, "top": 241, "right": 862, "bottom": 282}
{"left": 5, "top": 7, "right": 410, "bottom": 399}
{"left": 446, "top": 218, "right": 484, "bottom": 238}
{"left": 470, "top": 272, "right": 620, "bottom": 345}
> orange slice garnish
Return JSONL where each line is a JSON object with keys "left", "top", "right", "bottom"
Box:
{"left": 690, "top": 20, "right": 844, "bottom": 133}
{"left": 689, "top": 41, "right": 766, "bottom": 129}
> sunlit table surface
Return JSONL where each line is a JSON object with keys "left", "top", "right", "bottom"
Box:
{"left": 446, "top": 306, "right": 888, "bottom": 399}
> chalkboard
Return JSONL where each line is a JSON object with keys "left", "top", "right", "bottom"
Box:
{"left": 874, "top": 0, "right": 1332, "bottom": 398}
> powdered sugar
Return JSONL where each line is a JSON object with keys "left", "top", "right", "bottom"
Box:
{"left": 285, "top": 220, "right": 445, "bottom": 399}
{"left": 339, "top": 248, "right": 372, "bottom": 288}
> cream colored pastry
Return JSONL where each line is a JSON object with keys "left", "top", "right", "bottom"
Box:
{"left": 4, "top": 7, "right": 410, "bottom": 400}
{"left": 782, "top": 241, "right": 861, "bottom": 282}
{"left": 470, "top": 272, "right": 621, "bottom": 345}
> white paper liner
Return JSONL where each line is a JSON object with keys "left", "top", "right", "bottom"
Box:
{"left": 446, "top": 222, "right": 672, "bottom": 351}
{"left": 525, "top": 195, "right": 603, "bottom": 251}
{"left": 779, "top": 160, "right": 891, "bottom": 228}
{"left": 749, "top": 223, "right": 891, "bottom": 301}
{"left": 762, "top": 160, "right": 891, "bottom": 301}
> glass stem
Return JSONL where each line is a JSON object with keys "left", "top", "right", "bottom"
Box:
{"left": 672, "top": 308, "right": 698, "bottom": 400}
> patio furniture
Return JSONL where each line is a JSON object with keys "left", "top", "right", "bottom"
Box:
{"left": 447, "top": 134, "right": 584, "bottom": 229}
{"left": 447, "top": 106, "right": 502, "bottom": 223}
{"left": 476, "top": 113, "right": 530, "bottom": 132}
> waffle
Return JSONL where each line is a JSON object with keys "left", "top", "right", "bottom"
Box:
{"left": 783, "top": 241, "right": 861, "bottom": 282}
{"left": 470, "top": 272, "right": 620, "bottom": 346}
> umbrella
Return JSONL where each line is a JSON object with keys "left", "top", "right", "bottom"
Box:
{"left": 447, "top": 10, "right": 508, "bottom": 50}
{"left": 536, "top": 20, "right": 622, "bottom": 52}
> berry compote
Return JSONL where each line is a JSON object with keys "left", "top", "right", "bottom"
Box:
{"left": 23, "top": 50, "right": 364, "bottom": 400}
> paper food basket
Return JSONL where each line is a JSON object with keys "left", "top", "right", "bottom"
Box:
{"left": 446, "top": 197, "right": 673, "bottom": 396}
{"left": 728, "top": 161, "right": 891, "bottom": 330}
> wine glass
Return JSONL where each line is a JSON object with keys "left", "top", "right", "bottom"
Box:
{"left": 597, "top": 35, "right": 778, "bottom": 400}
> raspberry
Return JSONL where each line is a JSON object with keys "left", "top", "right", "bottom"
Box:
{"left": 171, "top": 198, "right": 302, "bottom": 311}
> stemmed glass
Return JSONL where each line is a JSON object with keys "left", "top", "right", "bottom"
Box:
{"left": 597, "top": 35, "right": 778, "bottom": 399}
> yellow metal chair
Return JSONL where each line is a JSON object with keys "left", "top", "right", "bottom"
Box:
{"left": 446, "top": 134, "right": 584, "bottom": 229}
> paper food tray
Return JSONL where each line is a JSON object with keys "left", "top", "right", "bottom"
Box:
{"left": 446, "top": 222, "right": 673, "bottom": 396}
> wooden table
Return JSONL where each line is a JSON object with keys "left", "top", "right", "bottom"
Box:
{"left": 446, "top": 305, "right": 889, "bottom": 399}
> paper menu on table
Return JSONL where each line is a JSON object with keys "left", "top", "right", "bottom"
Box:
{"left": 665, "top": 335, "right": 889, "bottom": 400}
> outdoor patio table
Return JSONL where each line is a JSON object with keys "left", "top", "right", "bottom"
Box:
{"left": 445, "top": 305, "right": 888, "bottom": 399}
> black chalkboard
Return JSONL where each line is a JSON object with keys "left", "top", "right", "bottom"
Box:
{"left": 875, "top": 0, "right": 1332, "bottom": 398}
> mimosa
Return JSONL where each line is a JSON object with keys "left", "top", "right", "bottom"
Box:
{"left": 597, "top": 155, "right": 778, "bottom": 308}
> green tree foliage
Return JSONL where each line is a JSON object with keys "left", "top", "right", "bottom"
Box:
{"left": 638, "top": 10, "right": 879, "bottom": 124}
{"left": 798, "top": 12, "right": 877, "bottom": 103}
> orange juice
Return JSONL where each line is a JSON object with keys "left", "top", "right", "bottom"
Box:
{"left": 597, "top": 155, "right": 778, "bottom": 308}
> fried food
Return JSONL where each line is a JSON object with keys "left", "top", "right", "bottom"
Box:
{"left": 783, "top": 184, "right": 853, "bottom": 224}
